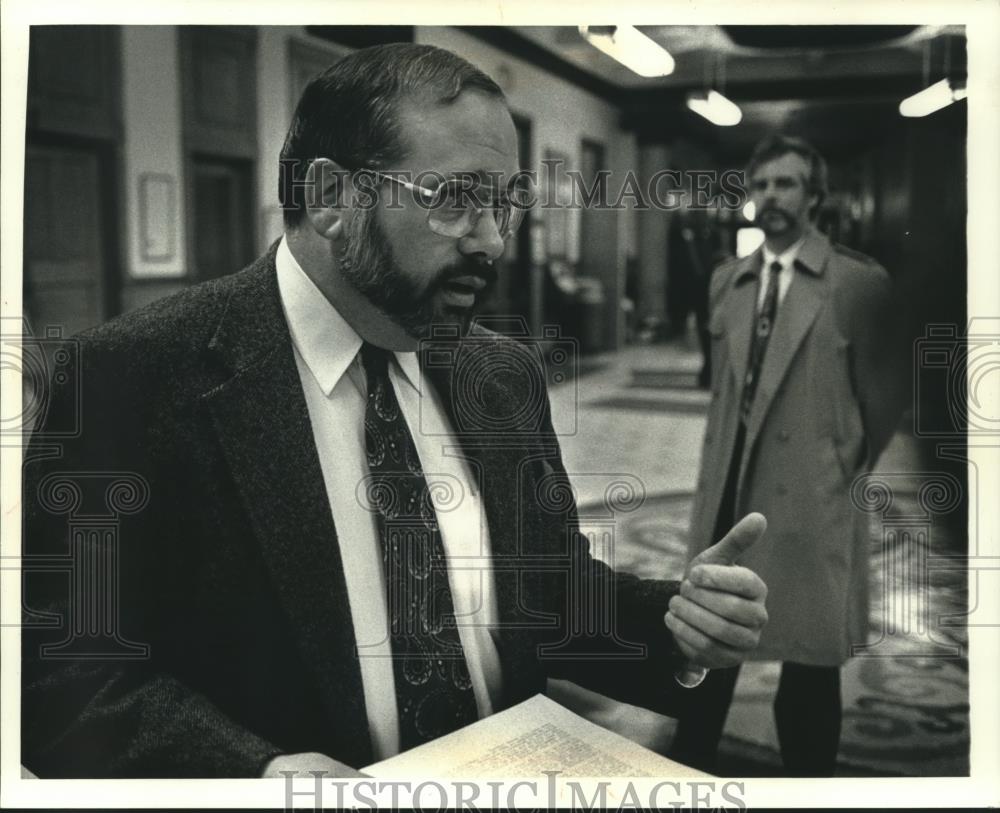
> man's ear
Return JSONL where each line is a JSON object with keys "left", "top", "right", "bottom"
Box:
{"left": 303, "top": 158, "right": 351, "bottom": 241}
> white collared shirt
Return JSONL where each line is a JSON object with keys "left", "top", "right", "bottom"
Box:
{"left": 275, "top": 236, "right": 502, "bottom": 760}
{"left": 758, "top": 234, "right": 806, "bottom": 310}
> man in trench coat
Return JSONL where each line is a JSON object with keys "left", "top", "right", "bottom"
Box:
{"left": 671, "top": 135, "right": 905, "bottom": 776}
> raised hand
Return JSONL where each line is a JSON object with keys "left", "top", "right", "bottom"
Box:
{"left": 664, "top": 513, "right": 769, "bottom": 669}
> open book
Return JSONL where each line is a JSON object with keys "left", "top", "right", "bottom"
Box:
{"left": 364, "top": 694, "right": 712, "bottom": 779}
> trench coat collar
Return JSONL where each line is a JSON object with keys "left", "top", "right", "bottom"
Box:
{"left": 725, "top": 227, "right": 830, "bottom": 392}
{"left": 733, "top": 228, "right": 827, "bottom": 284}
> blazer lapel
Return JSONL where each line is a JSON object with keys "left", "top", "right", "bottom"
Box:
{"left": 740, "top": 229, "right": 831, "bottom": 483}
{"left": 199, "top": 250, "right": 372, "bottom": 763}
{"left": 420, "top": 340, "right": 522, "bottom": 581}
{"left": 420, "top": 336, "right": 548, "bottom": 707}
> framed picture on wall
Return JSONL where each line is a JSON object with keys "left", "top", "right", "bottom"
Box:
{"left": 138, "top": 173, "right": 177, "bottom": 263}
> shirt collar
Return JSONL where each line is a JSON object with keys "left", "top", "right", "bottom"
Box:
{"left": 762, "top": 233, "right": 807, "bottom": 272}
{"left": 275, "top": 235, "right": 421, "bottom": 396}
{"left": 394, "top": 351, "right": 421, "bottom": 392}
{"left": 735, "top": 227, "right": 830, "bottom": 286}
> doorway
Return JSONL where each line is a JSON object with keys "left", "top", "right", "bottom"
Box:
{"left": 188, "top": 155, "right": 256, "bottom": 280}
{"left": 23, "top": 141, "right": 116, "bottom": 337}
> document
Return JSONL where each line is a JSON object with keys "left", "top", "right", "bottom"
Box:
{"left": 363, "top": 694, "right": 711, "bottom": 779}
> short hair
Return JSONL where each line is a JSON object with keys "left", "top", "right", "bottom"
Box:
{"left": 279, "top": 43, "right": 505, "bottom": 228}
{"left": 746, "top": 134, "right": 828, "bottom": 217}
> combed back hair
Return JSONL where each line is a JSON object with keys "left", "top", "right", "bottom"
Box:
{"left": 279, "top": 43, "right": 505, "bottom": 228}
{"left": 746, "top": 134, "right": 829, "bottom": 217}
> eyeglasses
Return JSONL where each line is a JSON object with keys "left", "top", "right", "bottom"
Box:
{"left": 351, "top": 168, "right": 532, "bottom": 241}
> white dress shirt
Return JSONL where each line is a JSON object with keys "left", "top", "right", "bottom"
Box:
{"left": 759, "top": 234, "right": 807, "bottom": 310}
{"left": 275, "top": 236, "right": 502, "bottom": 760}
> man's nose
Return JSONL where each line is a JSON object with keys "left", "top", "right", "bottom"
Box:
{"left": 458, "top": 210, "right": 505, "bottom": 264}
{"left": 758, "top": 183, "right": 778, "bottom": 204}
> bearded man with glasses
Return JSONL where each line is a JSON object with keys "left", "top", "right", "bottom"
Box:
{"left": 23, "top": 43, "right": 769, "bottom": 778}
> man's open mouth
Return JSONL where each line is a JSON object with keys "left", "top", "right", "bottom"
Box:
{"left": 445, "top": 275, "right": 487, "bottom": 293}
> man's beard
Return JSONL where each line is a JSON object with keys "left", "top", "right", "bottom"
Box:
{"left": 336, "top": 207, "right": 497, "bottom": 338}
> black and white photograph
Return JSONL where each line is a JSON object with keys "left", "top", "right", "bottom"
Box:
{"left": 1, "top": 1, "right": 997, "bottom": 809}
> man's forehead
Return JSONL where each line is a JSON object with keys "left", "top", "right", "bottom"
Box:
{"left": 393, "top": 90, "right": 518, "bottom": 177}
{"left": 752, "top": 152, "right": 811, "bottom": 180}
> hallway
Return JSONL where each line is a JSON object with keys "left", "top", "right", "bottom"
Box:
{"left": 545, "top": 333, "right": 969, "bottom": 777}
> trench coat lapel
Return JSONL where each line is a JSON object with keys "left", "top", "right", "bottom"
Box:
{"left": 724, "top": 251, "right": 762, "bottom": 393}
{"left": 199, "top": 249, "right": 372, "bottom": 764}
{"left": 741, "top": 229, "right": 831, "bottom": 481}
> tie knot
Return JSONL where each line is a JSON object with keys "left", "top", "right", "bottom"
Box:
{"left": 360, "top": 342, "right": 391, "bottom": 379}
{"left": 770, "top": 260, "right": 783, "bottom": 275}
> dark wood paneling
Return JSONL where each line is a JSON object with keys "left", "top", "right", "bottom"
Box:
{"left": 23, "top": 144, "right": 108, "bottom": 336}
{"left": 579, "top": 139, "right": 618, "bottom": 351}
{"left": 27, "top": 26, "right": 121, "bottom": 140}
{"left": 179, "top": 27, "right": 258, "bottom": 157}
{"left": 189, "top": 156, "right": 256, "bottom": 280}
{"left": 179, "top": 26, "right": 259, "bottom": 280}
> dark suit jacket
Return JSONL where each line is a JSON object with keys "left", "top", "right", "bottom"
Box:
{"left": 22, "top": 246, "right": 686, "bottom": 778}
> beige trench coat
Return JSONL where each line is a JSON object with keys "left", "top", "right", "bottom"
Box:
{"left": 688, "top": 228, "right": 902, "bottom": 665}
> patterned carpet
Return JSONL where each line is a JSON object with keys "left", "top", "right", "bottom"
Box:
{"left": 627, "top": 367, "right": 703, "bottom": 390}
{"left": 553, "top": 489, "right": 970, "bottom": 777}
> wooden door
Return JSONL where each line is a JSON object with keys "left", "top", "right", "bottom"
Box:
{"left": 580, "top": 139, "right": 617, "bottom": 350}
{"left": 23, "top": 144, "right": 108, "bottom": 337}
{"left": 190, "top": 156, "right": 256, "bottom": 279}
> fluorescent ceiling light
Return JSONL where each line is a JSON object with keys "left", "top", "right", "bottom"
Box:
{"left": 578, "top": 26, "right": 675, "bottom": 78}
{"left": 899, "top": 78, "right": 967, "bottom": 118}
{"left": 686, "top": 90, "right": 742, "bottom": 127}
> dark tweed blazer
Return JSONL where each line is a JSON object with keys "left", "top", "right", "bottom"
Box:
{"left": 22, "top": 245, "right": 683, "bottom": 777}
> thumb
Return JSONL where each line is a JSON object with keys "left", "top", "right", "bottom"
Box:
{"left": 691, "top": 512, "right": 767, "bottom": 567}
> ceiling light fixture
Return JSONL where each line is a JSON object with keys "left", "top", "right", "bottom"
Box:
{"left": 686, "top": 54, "right": 742, "bottom": 127}
{"left": 686, "top": 89, "right": 743, "bottom": 127}
{"left": 900, "top": 35, "right": 967, "bottom": 118}
{"left": 899, "top": 77, "right": 967, "bottom": 118}
{"left": 578, "top": 26, "right": 675, "bottom": 78}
